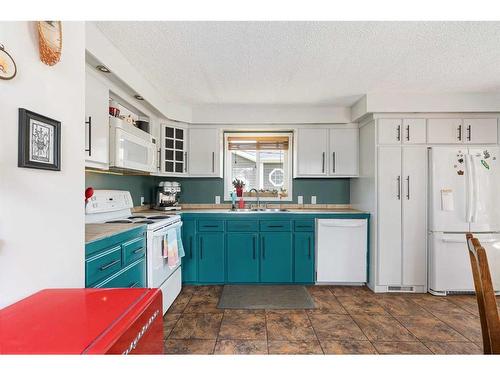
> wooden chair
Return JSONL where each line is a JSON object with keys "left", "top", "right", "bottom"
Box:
{"left": 466, "top": 233, "right": 500, "bottom": 354}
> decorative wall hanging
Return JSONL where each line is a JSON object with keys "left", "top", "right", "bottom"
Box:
{"left": 0, "top": 44, "right": 17, "bottom": 80}
{"left": 18, "top": 108, "right": 61, "bottom": 171}
{"left": 37, "top": 21, "right": 62, "bottom": 66}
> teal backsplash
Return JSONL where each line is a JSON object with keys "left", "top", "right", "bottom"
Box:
{"left": 86, "top": 172, "right": 350, "bottom": 206}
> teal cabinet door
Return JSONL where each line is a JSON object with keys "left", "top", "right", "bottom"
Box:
{"left": 198, "top": 233, "right": 225, "bottom": 283}
{"left": 227, "top": 233, "right": 259, "bottom": 283}
{"left": 294, "top": 232, "right": 315, "bottom": 283}
{"left": 260, "top": 232, "right": 293, "bottom": 283}
{"left": 181, "top": 220, "right": 198, "bottom": 283}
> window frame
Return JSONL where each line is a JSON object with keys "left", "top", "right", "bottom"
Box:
{"left": 224, "top": 132, "right": 293, "bottom": 202}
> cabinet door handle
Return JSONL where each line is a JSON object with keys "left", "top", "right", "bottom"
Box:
{"left": 132, "top": 248, "right": 143, "bottom": 254}
{"left": 189, "top": 237, "right": 193, "bottom": 259}
{"left": 396, "top": 125, "right": 401, "bottom": 141}
{"left": 200, "top": 237, "right": 203, "bottom": 259}
{"left": 99, "top": 259, "right": 120, "bottom": 271}
{"left": 212, "top": 152, "right": 215, "bottom": 173}
{"left": 252, "top": 236, "right": 256, "bottom": 260}
{"left": 202, "top": 225, "right": 219, "bottom": 228}
{"left": 85, "top": 116, "right": 92, "bottom": 156}
{"left": 261, "top": 237, "right": 265, "bottom": 260}
{"left": 308, "top": 237, "right": 311, "bottom": 259}
{"left": 128, "top": 281, "right": 139, "bottom": 288}
{"left": 457, "top": 125, "right": 462, "bottom": 141}
{"left": 184, "top": 152, "right": 188, "bottom": 172}
{"left": 396, "top": 176, "right": 401, "bottom": 200}
{"left": 406, "top": 125, "right": 410, "bottom": 141}
{"left": 268, "top": 225, "right": 283, "bottom": 228}
{"left": 406, "top": 176, "right": 410, "bottom": 200}
{"left": 467, "top": 125, "right": 471, "bottom": 142}
{"left": 332, "top": 152, "right": 336, "bottom": 173}
{"left": 322, "top": 152, "right": 325, "bottom": 173}
{"left": 157, "top": 149, "right": 161, "bottom": 171}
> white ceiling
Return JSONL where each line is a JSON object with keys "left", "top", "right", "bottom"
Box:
{"left": 95, "top": 21, "right": 500, "bottom": 107}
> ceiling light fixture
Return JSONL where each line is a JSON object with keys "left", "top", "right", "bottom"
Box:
{"left": 96, "top": 65, "right": 111, "bottom": 73}
{"left": 134, "top": 94, "right": 144, "bottom": 101}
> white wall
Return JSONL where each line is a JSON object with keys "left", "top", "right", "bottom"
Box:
{"left": 0, "top": 21, "right": 85, "bottom": 308}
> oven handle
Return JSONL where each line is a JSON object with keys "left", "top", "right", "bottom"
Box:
{"left": 152, "top": 221, "right": 183, "bottom": 237}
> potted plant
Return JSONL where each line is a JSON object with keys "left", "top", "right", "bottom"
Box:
{"left": 232, "top": 178, "right": 245, "bottom": 197}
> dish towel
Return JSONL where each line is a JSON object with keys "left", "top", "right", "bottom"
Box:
{"left": 176, "top": 225, "right": 185, "bottom": 258}
{"left": 162, "top": 228, "right": 180, "bottom": 269}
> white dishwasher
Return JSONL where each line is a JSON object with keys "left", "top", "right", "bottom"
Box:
{"left": 316, "top": 219, "right": 368, "bottom": 284}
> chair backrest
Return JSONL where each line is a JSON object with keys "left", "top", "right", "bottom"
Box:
{"left": 466, "top": 233, "right": 500, "bottom": 354}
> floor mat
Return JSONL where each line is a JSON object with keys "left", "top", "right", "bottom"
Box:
{"left": 218, "top": 285, "right": 315, "bottom": 309}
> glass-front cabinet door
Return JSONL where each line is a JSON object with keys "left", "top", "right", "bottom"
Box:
{"left": 162, "top": 124, "right": 187, "bottom": 175}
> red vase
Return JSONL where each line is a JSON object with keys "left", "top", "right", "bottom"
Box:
{"left": 236, "top": 187, "right": 243, "bottom": 197}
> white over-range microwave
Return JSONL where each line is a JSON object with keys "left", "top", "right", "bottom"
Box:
{"left": 109, "top": 117, "right": 156, "bottom": 173}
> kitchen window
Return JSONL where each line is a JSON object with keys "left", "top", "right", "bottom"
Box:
{"left": 224, "top": 132, "right": 293, "bottom": 201}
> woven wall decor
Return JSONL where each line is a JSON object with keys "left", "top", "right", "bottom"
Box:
{"left": 0, "top": 44, "right": 17, "bottom": 80}
{"left": 37, "top": 21, "right": 62, "bottom": 66}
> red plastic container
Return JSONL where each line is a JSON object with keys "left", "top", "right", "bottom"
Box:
{"left": 0, "top": 288, "right": 163, "bottom": 354}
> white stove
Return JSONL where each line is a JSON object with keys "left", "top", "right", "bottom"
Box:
{"left": 85, "top": 190, "right": 182, "bottom": 314}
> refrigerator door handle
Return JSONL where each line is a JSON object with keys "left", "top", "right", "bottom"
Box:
{"left": 470, "top": 155, "right": 479, "bottom": 223}
{"left": 465, "top": 154, "right": 474, "bottom": 223}
{"left": 396, "top": 176, "right": 401, "bottom": 200}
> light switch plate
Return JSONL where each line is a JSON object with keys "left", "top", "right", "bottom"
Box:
{"left": 311, "top": 196, "right": 317, "bottom": 204}
{"left": 297, "top": 196, "right": 303, "bottom": 205}
{"left": 215, "top": 196, "right": 221, "bottom": 204}
{"left": 140, "top": 196, "right": 145, "bottom": 206}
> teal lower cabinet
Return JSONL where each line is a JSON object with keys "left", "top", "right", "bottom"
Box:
{"left": 198, "top": 233, "right": 225, "bottom": 283}
{"left": 294, "top": 232, "right": 315, "bottom": 283}
{"left": 85, "top": 226, "right": 146, "bottom": 288}
{"left": 227, "top": 233, "right": 259, "bottom": 283}
{"left": 260, "top": 232, "right": 293, "bottom": 283}
{"left": 181, "top": 220, "right": 197, "bottom": 283}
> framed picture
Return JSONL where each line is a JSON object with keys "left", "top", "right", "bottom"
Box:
{"left": 18, "top": 108, "right": 61, "bottom": 171}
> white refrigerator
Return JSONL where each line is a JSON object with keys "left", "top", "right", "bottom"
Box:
{"left": 428, "top": 146, "right": 500, "bottom": 295}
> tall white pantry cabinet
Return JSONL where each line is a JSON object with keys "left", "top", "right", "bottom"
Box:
{"left": 350, "top": 114, "right": 499, "bottom": 293}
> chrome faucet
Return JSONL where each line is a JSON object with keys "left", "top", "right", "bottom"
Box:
{"left": 248, "top": 188, "right": 260, "bottom": 210}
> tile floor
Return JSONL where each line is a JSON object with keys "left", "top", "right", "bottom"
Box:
{"left": 163, "top": 285, "right": 500, "bottom": 355}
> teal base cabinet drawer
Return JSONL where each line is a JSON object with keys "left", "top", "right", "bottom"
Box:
{"left": 198, "top": 233, "right": 225, "bottom": 283}
{"left": 260, "top": 220, "right": 291, "bottom": 232}
{"left": 294, "top": 220, "right": 315, "bottom": 232}
{"left": 294, "top": 232, "right": 315, "bottom": 283}
{"left": 86, "top": 246, "right": 122, "bottom": 287}
{"left": 227, "top": 220, "right": 259, "bottom": 232}
{"left": 260, "top": 232, "right": 293, "bottom": 282}
{"left": 198, "top": 220, "right": 224, "bottom": 232}
{"left": 181, "top": 220, "right": 198, "bottom": 283}
{"left": 94, "top": 258, "right": 146, "bottom": 288}
{"left": 122, "top": 236, "right": 146, "bottom": 266}
{"left": 227, "top": 233, "right": 259, "bottom": 282}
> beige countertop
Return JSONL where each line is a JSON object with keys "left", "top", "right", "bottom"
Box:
{"left": 85, "top": 223, "right": 146, "bottom": 244}
{"left": 134, "top": 207, "right": 366, "bottom": 215}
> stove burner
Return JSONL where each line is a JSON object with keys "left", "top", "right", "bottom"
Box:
{"left": 136, "top": 220, "right": 155, "bottom": 224}
{"left": 128, "top": 215, "right": 146, "bottom": 219}
{"left": 147, "top": 215, "right": 172, "bottom": 219}
{"left": 106, "top": 220, "right": 133, "bottom": 224}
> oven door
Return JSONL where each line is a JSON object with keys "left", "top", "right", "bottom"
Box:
{"left": 148, "top": 221, "right": 183, "bottom": 288}
{"left": 112, "top": 128, "right": 156, "bottom": 173}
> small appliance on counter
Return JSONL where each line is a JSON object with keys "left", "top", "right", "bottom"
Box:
{"left": 154, "top": 181, "right": 181, "bottom": 211}
{"left": 0, "top": 288, "right": 163, "bottom": 354}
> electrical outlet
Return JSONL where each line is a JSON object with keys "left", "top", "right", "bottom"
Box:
{"left": 311, "top": 196, "right": 317, "bottom": 204}
{"left": 140, "top": 196, "right": 145, "bottom": 206}
{"left": 297, "top": 196, "right": 303, "bottom": 205}
{"left": 215, "top": 196, "right": 221, "bottom": 204}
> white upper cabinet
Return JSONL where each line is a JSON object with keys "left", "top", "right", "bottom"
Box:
{"left": 85, "top": 70, "right": 110, "bottom": 168}
{"left": 161, "top": 124, "right": 188, "bottom": 175}
{"left": 402, "top": 118, "right": 427, "bottom": 144}
{"left": 427, "top": 118, "right": 463, "bottom": 144}
{"left": 378, "top": 119, "right": 403, "bottom": 144}
{"left": 188, "top": 128, "right": 222, "bottom": 177}
{"left": 428, "top": 118, "right": 498, "bottom": 144}
{"left": 463, "top": 118, "right": 498, "bottom": 144}
{"left": 378, "top": 118, "right": 426, "bottom": 144}
{"left": 295, "top": 128, "right": 329, "bottom": 177}
{"left": 329, "top": 128, "right": 359, "bottom": 176}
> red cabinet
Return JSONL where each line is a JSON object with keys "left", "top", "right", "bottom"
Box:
{"left": 0, "top": 288, "right": 163, "bottom": 354}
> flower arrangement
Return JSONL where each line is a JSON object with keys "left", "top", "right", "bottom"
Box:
{"left": 232, "top": 178, "right": 245, "bottom": 197}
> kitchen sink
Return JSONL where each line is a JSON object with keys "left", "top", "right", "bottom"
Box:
{"left": 228, "top": 208, "right": 289, "bottom": 213}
